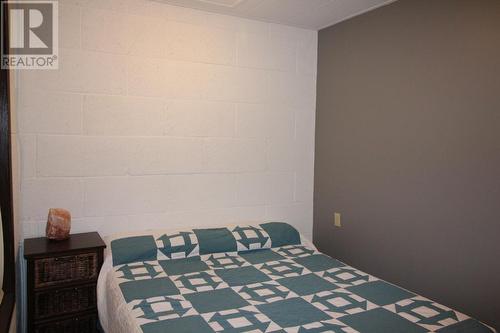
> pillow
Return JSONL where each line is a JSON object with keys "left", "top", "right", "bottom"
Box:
{"left": 260, "top": 222, "right": 301, "bottom": 247}
{"left": 156, "top": 231, "right": 199, "bottom": 259}
{"left": 110, "top": 235, "right": 157, "bottom": 266}
{"left": 231, "top": 225, "right": 271, "bottom": 251}
{"left": 110, "top": 223, "right": 301, "bottom": 266}
{"left": 194, "top": 228, "right": 237, "bottom": 255}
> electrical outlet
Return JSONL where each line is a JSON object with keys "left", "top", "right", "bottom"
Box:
{"left": 334, "top": 213, "right": 341, "bottom": 227}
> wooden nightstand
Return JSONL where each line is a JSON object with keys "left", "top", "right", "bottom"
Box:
{"left": 24, "top": 232, "right": 106, "bottom": 333}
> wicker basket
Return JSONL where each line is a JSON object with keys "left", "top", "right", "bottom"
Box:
{"left": 34, "top": 253, "right": 98, "bottom": 288}
{"left": 34, "top": 284, "right": 96, "bottom": 319}
{"left": 34, "top": 313, "right": 98, "bottom": 333}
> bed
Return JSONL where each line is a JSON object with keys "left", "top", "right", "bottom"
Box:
{"left": 97, "top": 223, "right": 495, "bottom": 333}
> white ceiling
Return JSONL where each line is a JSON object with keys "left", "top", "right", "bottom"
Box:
{"left": 154, "top": 0, "right": 397, "bottom": 30}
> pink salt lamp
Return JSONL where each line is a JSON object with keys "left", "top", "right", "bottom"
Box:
{"left": 46, "top": 208, "right": 71, "bottom": 241}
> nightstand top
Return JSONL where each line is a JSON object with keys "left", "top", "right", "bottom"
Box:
{"left": 24, "top": 232, "right": 106, "bottom": 258}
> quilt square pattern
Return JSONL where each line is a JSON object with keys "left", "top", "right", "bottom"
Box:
{"left": 202, "top": 306, "right": 274, "bottom": 332}
{"left": 202, "top": 252, "right": 250, "bottom": 270}
{"left": 115, "top": 261, "right": 165, "bottom": 281}
{"left": 321, "top": 267, "right": 375, "bottom": 287}
{"left": 339, "top": 308, "right": 427, "bottom": 333}
{"left": 257, "top": 259, "right": 309, "bottom": 279}
{"left": 294, "top": 254, "right": 345, "bottom": 272}
{"left": 277, "top": 245, "right": 317, "bottom": 258}
{"left": 184, "top": 288, "right": 249, "bottom": 314}
{"left": 132, "top": 295, "right": 196, "bottom": 323}
{"left": 233, "top": 280, "right": 298, "bottom": 305}
{"left": 383, "top": 296, "right": 468, "bottom": 331}
{"left": 159, "top": 257, "right": 209, "bottom": 276}
{"left": 295, "top": 320, "right": 352, "bottom": 333}
{"left": 216, "top": 266, "right": 270, "bottom": 286}
{"left": 120, "top": 277, "right": 179, "bottom": 302}
{"left": 109, "top": 227, "right": 495, "bottom": 333}
{"left": 257, "top": 298, "right": 331, "bottom": 328}
{"left": 156, "top": 232, "right": 199, "bottom": 259}
{"left": 173, "top": 271, "right": 228, "bottom": 293}
{"left": 307, "top": 289, "right": 378, "bottom": 318}
{"left": 231, "top": 225, "right": 271, "bottom": 251}
{"left": 141, "top": 316, "right": 213, "bottom": 333}
{"left": 436, "top": 319, "right": 496, "bottom": 333}
{"left": 239, "top": 249, "right": 285, "bottom": 264}
{"left": 277, "top": 274, "right": 338, "bottom": 296}
{"left": 347, "top": 280, "right": 415, "bottom": 306}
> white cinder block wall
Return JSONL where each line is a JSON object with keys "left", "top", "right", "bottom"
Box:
{"left": 15, "top": 0, "right": 317, "bottom": 240}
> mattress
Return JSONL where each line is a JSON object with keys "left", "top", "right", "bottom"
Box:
{"left": 97, "top": 223, "right": 495, "bottom": 333}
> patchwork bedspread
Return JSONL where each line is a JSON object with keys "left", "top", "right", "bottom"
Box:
{"left": 100, "top": 223, "right": 495, "bottom": 333}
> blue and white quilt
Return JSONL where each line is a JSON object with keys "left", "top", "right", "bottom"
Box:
{"left": 99, "top": 223, "right": 495, "bottom": 333}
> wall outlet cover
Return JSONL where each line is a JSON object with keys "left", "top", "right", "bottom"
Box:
{"left": 334, "top": 213, "right": 341, "bottom": 227}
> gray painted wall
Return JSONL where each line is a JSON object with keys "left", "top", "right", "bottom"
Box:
{"left": 314, "top": 0, "right": 500, "bottom": 329}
